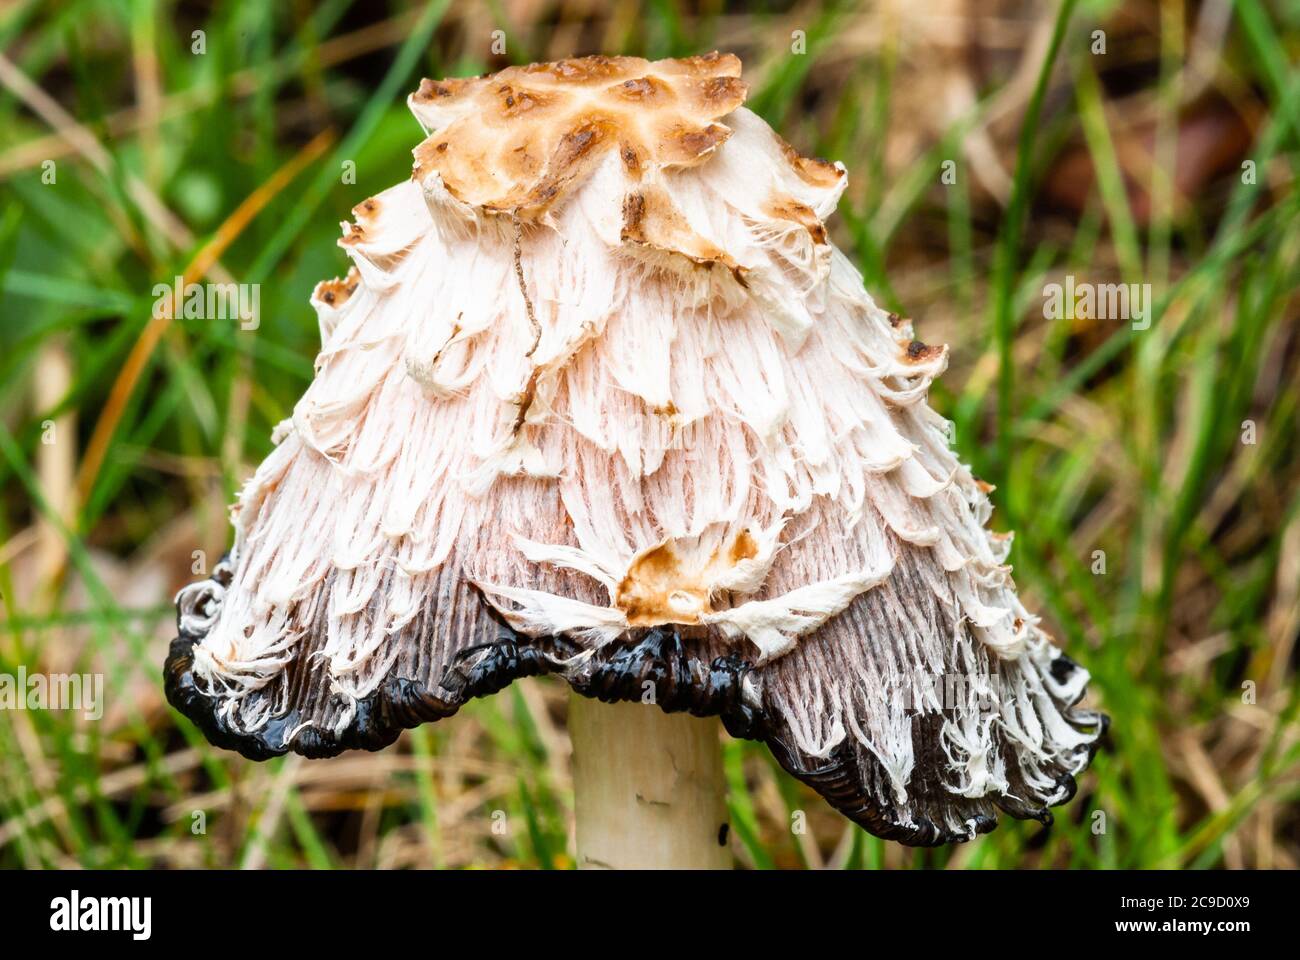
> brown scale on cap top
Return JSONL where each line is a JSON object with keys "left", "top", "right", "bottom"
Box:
{"left": 620, "top": 185, "right": 747, "bottom": 283}
{"left": 313, "top": 266, "right": 361, "bottom": 308}
{"left": 615, "top": 529, "right": 760, "bottom": 627}
{"left": 407, "top": 53, "right": 748, "bottom": 221}
{"left": 770, "top": 129, "right": 844, "bottom": 189}
{"left": 903, "top": 339, "right": 944, "bottom": 363}
{"left": 765, "top": 195, "right": 829, "bottom": 245}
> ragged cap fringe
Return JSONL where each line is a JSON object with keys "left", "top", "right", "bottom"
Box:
{"left": 165, "top": 52, "right": 1106, "bottom": 846}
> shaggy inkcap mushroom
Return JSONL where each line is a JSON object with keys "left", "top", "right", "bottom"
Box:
{"left": 166, "top": 52, "right": 1107, "bottom": 845}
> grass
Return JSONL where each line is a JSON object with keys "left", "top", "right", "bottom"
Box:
{"left": 0, "top": 0, "right": 1297, "bottom": 869}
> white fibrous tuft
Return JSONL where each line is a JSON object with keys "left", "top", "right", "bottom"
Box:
{"left": 175, "top": 54, "right": 1102, "bottom": 842}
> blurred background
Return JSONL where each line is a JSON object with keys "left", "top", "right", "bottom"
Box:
{"left": 0, "top": 0, "right": 1296, "bottom": 869}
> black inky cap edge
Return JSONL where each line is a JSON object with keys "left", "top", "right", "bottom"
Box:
{"left": 164, "top": 570, "right": 1108, "bottom": 845}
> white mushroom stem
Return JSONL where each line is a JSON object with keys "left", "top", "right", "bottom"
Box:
{"left": 568, "top": 694, "right": 730, "bottom": 869}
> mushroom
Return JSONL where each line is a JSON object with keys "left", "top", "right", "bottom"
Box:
{"left": 165, "top": 52, "right": 1106, "bottom": 862}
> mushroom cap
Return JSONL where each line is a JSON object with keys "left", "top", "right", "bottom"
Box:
{"left": 166, "top": 53, "right": 1105, "bottom": 846}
